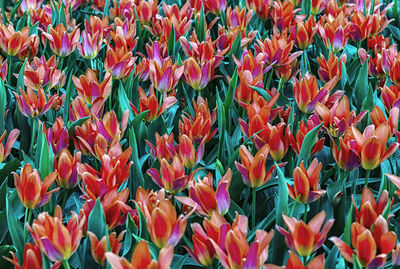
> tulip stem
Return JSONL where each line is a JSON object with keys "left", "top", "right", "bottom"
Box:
{"left": 364, "top": 170, "right": 370, "bottom": 187}
{"left": 23, "top": 207, "right": 32, "bottom": 242}
{"left": 29, "top": 119, "right": 37, "bottom": 155}
{"left": 252, "top": 187, "right": 256, "bottom": 228}
{"left": 63, "top": 259, "right": 71, "bottom": 269}
{"left": 6, "top": 55, "right": 11, "bottom": 86}
{"left": 303, "top": 203, "right": 308, "bottom": 222}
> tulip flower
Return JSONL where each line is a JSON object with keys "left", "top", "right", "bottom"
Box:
{"left": 142, "top": 197, "right": 195, "bottom": 248}
{"left": 130, "top": 86, "right": 177, "bottom": 122}
{"left": 0, "top": 24, "right": 32, "bottom": 56}
{"left": 148, "top": 55, "right": 183, "bottom": 93}
{"left": 69, "top": 96, "right": 104, "bottom": 122}
{"left": 277, "top": 211, "right": 334, "bottom": 257}
{"left": 291, "top": 16, "right": 318, "bottom": 50}
{"left": 44, "top": 116, "right": 69, "bottom": 156}
{"left": 386, "top": 173, "right": 400, "bottom": 198}
{"left": 315, "top": 96, "right": 367, "bottom": 137}
{"left": 73, "top": 69, "right": 112, "bottom": 105}
{"left": 380, "top": 84, "right": 400, "bottom": 111}
{"left": 4, "top": 243, "right": 42, "bottom": 269}
{"left": 23, "top": 55, "right": 65, "bottom": 91}
{"left": 14, "top": 163, "right": 59, "bottom": 209}
{"left": 189, "top": 222, "right": 217, "bottom": 267}
{"left": 317, "top": 52, "right": 346, "bottom": 82}
{"left": 183, "top": 57, "right": 218, "bottom": 91}
{"left": 145, "top": 132, "right": 176, "bottom": 162}
{"left": 56, "top": 149, "right": 81, "bottom": 189}
{"left": 370, "top": 106, "right": 399, "bottom": 137}
{"left": 235, "top": 144, "right": 279, "bottom": 188}
{"left": 18, "top": 34, "right": 39, "bottom": 61}
{"left": 393, "top": 243, "right": 400, "bottom": 266}
{"left": 135, "top": 0, "right": 158, "bottom": 25}
{"left": 106, "top": 241, "right": 173, "bottom": 269}
{"left": 318, "top": 13, "right": 350, "bottom": 52}
{"left": 270, "top": 0, "right": 304, "bottom": 31}
{"left": 112, "top": 17, "right": 138, "bottom": 52}
{"left": 176, "top": 169, "right": 232, "bottom": 216}
{"left": 88, "top": 231, "right": 125, "bottom": 266}
{"left": 204, "top": 0, "right": 227, "bottom": 14}
{"left": 178, "top": 134, "right": 205, "bottom": 169}
{"left": 288, "top": 119, "right": 324, "bottom": 156}
{"left": 179, "top": 97, "right": 218, "bottom": 143}
{"left": 353, "top": 187, "right": 393, "bottom": 229}
{"left": 266, "top": 122, "right": 290, "bottom": 161}
{"left": 0, "top": 56, "right": 7, "bottom": 82}
{"left": 330, "top": 217, "right": 396, "bottom": 268}
{"left": 211, "top": 213, "right": 274, "bottom": 269}
{"left": 28, "top": 206, "right": 85, "bottom": 262}
{"left": 350, "top": 123, "right": 399, "bottom": 170}
{"left": 292, "top": 72, "right": 338, "bottom": 114}
{"left": 0, "top": 129, "right": 20, "bottom": 163}
{"left": 96, "top": 110, "right": 129, "bottom": 143}
{"left": 246, "top": 0, "right": 272, "bottom": 20}
{"left": 104, "top": 35, "right": 136, "bottom": 80}
{"left": 284, "top": 251, "right": 325, "bottom": 269}
{"left": 147, "top": 155, "right": 198, "bottom": 194}
{"left": 13, "top": 87, "right": 56, "bottom": 118}
{"left": 288, "top": 159, "right": 326, "bottom": 204}
{"left": 311, "top": 0, "right": 324, "bottom": 15}
{"left": 42, "top": 24, "right": 80, "bottom": 57}
{"left": 78, "top": 29, "right": 102, "bottom": 59}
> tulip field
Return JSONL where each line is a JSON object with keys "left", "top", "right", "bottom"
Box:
{"left": 2, "top": 0, "right": 400, "bottom": 268}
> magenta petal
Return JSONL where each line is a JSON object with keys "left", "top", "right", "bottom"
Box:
{"left": 147, "top": 168, "right": 162, "bottom": 187}
{"left": 41, "top": 238, "right": 63, "bottom": 262}
{"left": 306, "top": 89, "right": 329, "bottom": 113}
{"left": 243, "top": 242, "right": 259, "bottom": 269}
{"left": 166, "top": 221, "right": 181, "bottom": 246}
{"left": 216, "top": 182, "right": 230, "bottom": 215}
{"left": 235, "top": 162, "right": 250, "bottom": 186}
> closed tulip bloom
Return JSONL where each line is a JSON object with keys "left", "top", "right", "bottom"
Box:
{"left": 28, "top": 206, "right": 85, "bottom": 262}
{"left": 42, "top": 24, "right": 80, "bottom": 57}
{"left": 0, "top": 56, "right": 7, "bottom": 82}
{"left": 14, "top": 163, "right": 59, "bottom": 209}
{"left": 56, "top": 149, "right": 81, "bottom": 189}
{"left": 370, "top": 106, "right": 399, "bottom": 137}
{"left": 292, "top": 16, "right": 317, "bottom": 50}
{"left": 4, "top": 243, "right": 42, "bottom": 269}
{"left": 288, "top": 159, "right": 326, "bottom": 204}
{"left": 189, "top": 223, "right": 217, "bottom": 267}
{"left": 380, "top": 84, "right": 400, "bottom": 111}
{"left": 288, "top": 119, "right": 324, "bottom": 156}
{"left": 178, "top": 134, "right": 205, "bottom": 169}
{"left": 176, "top": 169, "right": 232, "bottom": 216}
{"left": 0, "top": 129, "right": 20, "bottom": 163}
{"left": 96, "top": 110, "right": 129, "bottom": 143}
{"left": 13, "top": 87, "right": 56, "bottom": 118}
{"left": 78, "top": 30, "right": 102, "bottom": 59}
{"left": 44, "top": 116, "right": 69, "bottom": 156}
{"left": 235, "top": 144, "right": 278, "bottom": 188}
{"left": 104, "top": 35, "right": 136, "bottom": 80}
{"left": 183, "top": 57, "right": 217, "bottom": 91}
{"left": 88, "top": 231, "right": 125, "bottom": 266}
{"left": 106, "top": 241, "right": 173, "bottom": 269}
{"left": 277, "top": 211, "right": 334, "bottom": 257}
{"left": 330, "top": 217, "right": 396, "bottom": 268}
{"left": 331, "top": 128, "right": 361, "bottom": 171}
{"left": 145, "top": 132, "right": 176, "bottom": 162}
{"left": 317, "top": 52, "right": 346, "bottom": 82}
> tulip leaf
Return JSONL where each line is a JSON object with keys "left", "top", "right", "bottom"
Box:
{"left": 58, "top": 2, "right": 67, "bottom": 28}
{"left": 103, "top": 0, "right": 111, "bottom": 17}
{"left": 355, "top": 60, "right": 368, "bottom": 109}
{"left": 0, "top": 1, "right": 7, "bottom": 24}
{"left": 8, "top": 0, "right": 23, "bottom": 23}
{"left": 224, "top": 67, "right": 238, "bottom": 114}
{"left": 296, "top": 122, "right": 323, "bottom": 166}
{"left": 168, "top": 24, "right": 175, "bottom": 58}
{"left": 271, "top": 163, "right": 288, "bottom": 265}
{"left": 216, "top": 90, "right": 226, "bottom": 164}
{"left": 36, "top": 122, "right": 54, "bottom": 178}
{"left": 134, "top": 202, "right": 150, "bottom": 240}
{"left": 300, "top": 50, "right": 310, "bottom": 73}
{"left": 122, "top": 214, "right": 138, "bottom": 256}
{"left": 340, "top": 61, "right": 348, "bottom": 90}
{"left": 352, "top": 254, "right": 363, "bottom": 269}
{"left": 171, "top": 253, "right": 189, "bottom": 269}
{"left": 0, "top": 79, "right": 6, "bottom": 135}
{"left": 360, "top": 83, "right": 373, "bottom": 112}
{"left": 195, "top": 5, "right": 205, "bottom": 42}
{"left": 63, "top": 73, "right": 73, "bottom": 123}
{"left": 250, "top": 85, "right": 272, "bottom": 102}
{"left": 247, "top": 208, "right": 275, "bottom": 241}
{"left": 6, "top": 195, "right": 24, "bottom": 263}
{"left": 129, "top": 126, "right": 144, "bottom": 193}
{"left": 231, "top": 32, "right": 242, "bottom": 59}
{"left": 227, "top": 200, "right": 245, "bottom": 221}
{"left": 388, "top": 24, "right": 400, "bottom": 41}
{"left": 118, "top": 83, "right": 134, "bottom": 122}
{"left": 344, "top": 202, "right": 353, "bottom": 245}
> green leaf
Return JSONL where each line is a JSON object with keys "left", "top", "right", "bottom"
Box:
{"left": 129, "top": 126, "right": 144, "bottom": 194}
{"left": 122, "top": 214, "right": 138, "bottom": 256}
{"left": 340, "top": 61, "right": 348, "bottom": 91}
{"left": 355, "top": 60, "right": 369, "bottom": 109}
{"left": 58, "top": 2, "right": 67, "bottom": 27}
{"left": 300, "top": 50, "right": 310, "bottom": 73}
{"left": 195, "top": 5, "right": 205, "bottom": 42}
{"left": 249, "top": 85, "right": 272, "bottom": 102}
{"left": 224, "top": 67, "right": 238, "bottom": 113}
{"left": 88, "top": 199, "right": 107, "bottom": 238}
{"left": 168, "top": 24, "right": 175, "bottom": 57}
{"left": 227, "top": 200, "right": 245, "bottom": 221}
{"left": 353, "top": 254, "right": 363, "bottom": 269}
{"left": 344, "top": 202, "right": 353, "bottom": 245}
{"left": 67, "top": 116, "right": 91, "bottom": 138}
{"left": 0, "top": 79, "right": 6, "bottom": 134}
{"left": 360, "top": 83, "right": 374, "bottom": 112}
{"left": 296, "top": 122, "right": 323, "bottom": 166}
{"left": 6, "top": 195, "right": 24, "bottom": 263}
{"left": 8, "top": 0, "right": 23, "bottom": 23}
{"left": 63, "top": 73, "right": 73, "bottom": 123}
{"left": 230, "top": 32, "right": 241, "bottom": 59}
{"left": 118, "top": 83, "right": 134, "bottom": 121}
{"left": 103, "top": 0, "right": 111, "bottom": 17}
{"left": 216, "top": 90, "right": 226, "bottom": 164}
{"left": 134, "top": 202, "right": 150, "bottom": 240}
{"left": 271, "top": 163, "right": 288, "bottom": 265}
{"left": 172, "top": 253, "right": 189, "bottom": 269}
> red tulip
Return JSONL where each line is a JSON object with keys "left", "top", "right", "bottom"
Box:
{"left": 0, "top": 23, "right": 32, "bottom": 56}
{"left": 0, "top": 129, "right": 20, "bottom": 163}
{"left": 73, "top": 69, "right": 112, "bottom": 105}
{"left": 42, "top": 24, "right": 80, "bottom": 57}
{"left": 145, "top": 132, "right": 176, "bottom": 162}
{"left": 317, "top": 52, "right": 346, "bottom": 82}
{"left": 56, "top": 149, "right": 81, "bottom": 189}
{"left": 4, "top": 243, "right": 42, "bottom": 269}
{"left": 88, "top": 231, "right": 125, "bottom": 266}
{"left": 13, "top": 87, "right": 56, "bottom": 118}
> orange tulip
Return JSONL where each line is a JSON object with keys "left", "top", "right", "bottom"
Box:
{"left": 179, "top": 97, "right": 217, "bottom": 143}
{"left": 393, "top": 243, "right": 400, "bottom": 266}
{"left": 353, "top": 187, "right": 393, "bottom": 229}
{"left": 69, "top": 96, "right": 104, "bottom": 122}
{"left": 292, "top": 72, "right": 338, "bottom": 114}
{"left": 44, "top": 116, "right": 69, "bottom": 156}
{"left": 28, "top": 206, "right": 85, "bottom": 262}
{"left": 96, "top": 110, "right": 129, "bottom": 143}
{"left": 18, "top": 35, "right": 39, "bottom": 61}
{"left": 271, "top": 0, "right": 304, "bottom": 31}
{"left": 317, "top": 52, "right": 346, "bottom": 82}
{"left": 246, "top": 0, "right": 272, "bottom": 20}
{"left": 380, "top": 84, "right": 400, "bottom": 111}
{"left": 288, "top": 158, "right": 325, "bottom": 204}
{"left": 4, "top": 243, "right": 42, "bottom": 269}
{"left": 73, "top": 69, "right": 112, "bottom": 105}
{"left": 315, "top": 96, "right": 367, "bottom": 137}
{"left": 386, "top": 173, "right": 400, "bottom": 198}
{"left": 176, "top": 169, "right": 232, "bottom": 216}
{"left": 106, "top": 241, "right": 173, "bottom": 269}
{"left": 42, "top": 24, "right": 80, "bottom": 57}
{"left": 183, "top": 57, "right": 218, "bottom": 91}
{"left": 350, "top": 123, "right": 399, "bottom": 170}
{"left": 0, "top": 129, "right": 20, "bottom": 163}
{"left": 88, "top": 231, "right": 125, "bottom": 266}
{"left": 291, "top": 16, "right": 317, "bottom": 50}
{"left": 147, "top": 155, "right": 197, "bottom": 194}
{"left": 331, "top": 128, "right": 362, "bottom": 171}
{"left": 104, "top": 34, "right": 136, "bottom": 80}
{"left": 211, "top": 213, "right": 274, "bottom": 269}
{"left": 56, "top": 149, "right": 81, "bottom": 189}
{"left": 0, "top": 55, "right": 7, "bottom": 82}
{"left": 139, "top": 196, "right": 194, "bottom": 248}
{"left": 130, "top": 86, "right": 177, "bottom": 122}
{"left": 178, "top": 134, "right": 206, "bottom": 169}
{"left": 264, "top": 251, "right": 325, "bottom": 269}
{"left": 318, "top": 13, "right": 350, "bottom": 52}
{"left": 311, "top": 0, "right": 324, "bottom": 15}
{"left": 14, "top": 163, "right": 59, "bottom": 209}
{"left": 370, "top": 106, "right": 399, "bottom": 137}
{"left": 145, "top": 132, "right": 176, "bottom": 162}
{"left": 0, "top": 23, "right": 32, "bottom": 56}
{"left": 135, "top": 0, "right": 158, "bottom": 25}
{"left": 78, "top": 29, "right": 102, "bottom": 60}
{"left": 235, "top": 144, "right": 280, "bottom": 188}
{"left": 112, "top": 17, "right": 138, "bottom": 52}
{"left": 13, "top": 87, "right": 56, "bottom": 118}
{"left": 204, "top": 0, "right": 226, "bottom": 14}
{"left": 330, "top": 217, "right": 396, "bottom": 268}
{"left": 277, "top": 211, "right": 334, "bottom": 257}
